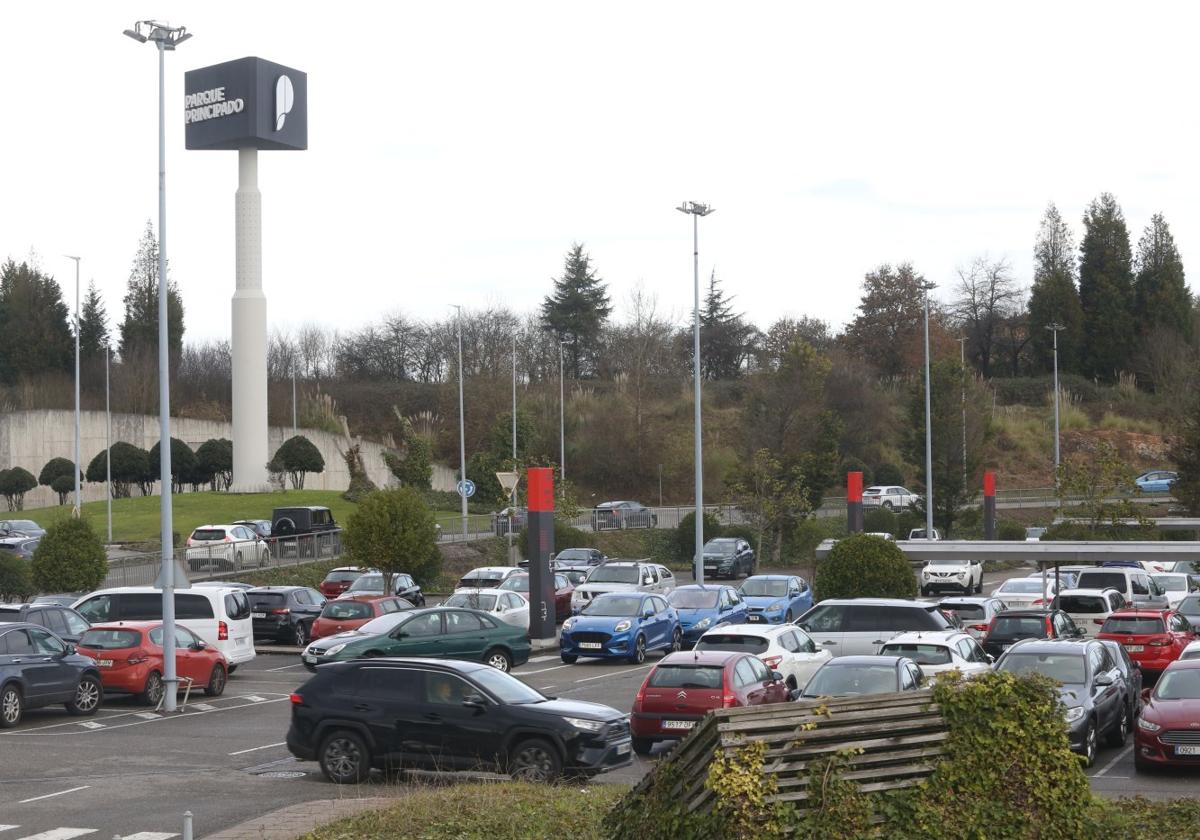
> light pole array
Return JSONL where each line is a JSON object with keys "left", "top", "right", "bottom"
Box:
{"left": 125, "top": 18, "right": 192, "bottom": 714}
{"left": 677, "top": 201, "right": 715, "bottom": 582}
{"left": 921, "top": 281, "right": 936, "bottom": 541}
{"left": 1047, "top": 323, "right": 1063, "bottom": 485}
{"left": 65, "top": 255, "right": 81, "bottom": 515}
{"left": 452, "top": 305, "right": 467, "bottom": 540}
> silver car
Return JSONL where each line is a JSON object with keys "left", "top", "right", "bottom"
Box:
{"left": 936, "top": 597, "right": 1008, "bottom": 639}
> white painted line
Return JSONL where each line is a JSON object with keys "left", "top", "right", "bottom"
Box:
{"left": 228, "top": 741, "right": 287, "bottom": 756}
{"left": 528, "top": 655, "right": 559, "bottom": 663}
{"left": 241, "top": 695, "right": 267, "bottom": 702}
{"left": 265, "top": 663, "right": 303, "bottom": 671}
{"left": 11, "top": 830, "right": 96, "bottom": 840}
{"left": 574, "top": 664, "right": 654, "bottom": 683}
{"left": 540, "top": 685, "right": 557, "bottom": 691}
{"left": 78, "top": 722, "right": 105, "bottom": 730}
{"left": 0, "top": 827, "right": 18, "bottom": 834}
{"left": 190, "top": 703, "right": 215, "bottom": 711}
{"left": 120, "top": 832, "right": 179, "bottom": 840}
{"left": 1093, "top": 743, "right": 1133, "bottom": 777}
{"left": 519, "top": 664, "right": 573, "bottom": 676}
{"left": 135, "top": 712, "right": 161, "bottom": 720}
{"left": 0, "top": 696, "right": 290, "bottom": 737}
{"left": 18, "top": 785, "right": 91, "bottom": 804}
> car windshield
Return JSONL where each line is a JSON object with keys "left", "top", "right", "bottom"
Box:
{"left": 1058, "top": 595, "right": 1107, "bottom": 613}
{"left": 998, "top": 652, "right": 1086, "bottom": 684}
{"left": 1101, "top": 616, "right": 1165, "bottom": 635}
{"left": 648, "top": 664, "right": 726, "bottom": 689}
{"left": 740, "top": 579, "right": 789, "bottom": 598}
{"left": 7, "top": 521, "right": 38, "bottom": 530}
{"left": 355, "top": 612, "right": 411, "bottom": 636}
{"left": 881, "top": 643, "right": 952, "bottom": 665}
{"left": 190, "top": 529, "right": 227, "bottom": 542}
{"left": 704, "top": 539, "right": 738, "bottom": 553}
{"left": 804, "top": 665, "right": 898, "bottom": 697}
{"left": 991, "top": 616, "right": 1047, "bottom": 636}
{"left": 1153, "top": 575, "right": 1188, "bottom": 592}
{"left": 940, "top": 603, "right": 984, "bottom": 620}
{"left": 471, "top": 667, "right": 546, "bottom": 704}
{"left": 999, "top": 580, "right": 1046, "bottom": 594}
{"left": 498, "top": 577, "right": 529, "bottom": 592}
{"left": 587, "top": 566, "right": 641, "bottom": 584}
{"left": 79, "top": 629, "right": 141, "bottom": 650}
{"left": 320, "top": 601, "right": 373, "bottom": 620}
{"left": 555, "top": 549, "right": 593, "bottom": 561}
{"left": 695, "top": 634, "right": 769, "bottom": 654}
{"left": 669, "top": 590, "right": 719, "bottom": 609}
{"left": 446, "top": 593, "right": 499, "bottom": 611}
{"left": 1155, "top": 669, "right": 1200, "bottom": 700}
{"left": 1180, "top": 596, "right": 1200, "bottom": 616}
{"left": 347, "top": 574, "right": 385, "bottom": 592}
{"left": 583, "top": 595, "right": 645, "bottom": 617}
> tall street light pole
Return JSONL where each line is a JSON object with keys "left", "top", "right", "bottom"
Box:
{"left": 559, "top": 340, "right": 566, "bottom": 481}
{"left": 1047, "top": 323, "right": 1063, "bottom": 486}
{"left": 292, "top": 362, "right": 298, "bottom": 436}
{"left": 125, "top": 19, "right": 191, "bottom": 714}
{"left": 106, "top": 345, "right": 112, "bottom": 543}
{"left": 678, "top": 201, "right": 715, "bottom": 583}
{"left": 65, "top": 255, "right": 81, "bottom": 515}
{"left": 921, "top": 281, "right": 936, "bottom": 541}
{"left": 512, "top": 334, "right": 517, "bottom": 461}
{"left": 957, "top": 335, "right": 967, "bottom": 490}
{"left": 453, "top": 305, "right": 467, "bottom": 540}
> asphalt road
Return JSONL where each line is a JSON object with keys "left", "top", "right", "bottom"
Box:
{"left": 1, "top": 565, "right": 1195, "bottom": 840}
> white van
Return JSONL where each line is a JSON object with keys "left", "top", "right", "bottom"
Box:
{"left": 73, "top": 586, "right": 255, "bottom": 670}
{"left": 1073, "top": 568, "right": 1169, "bottom": 611}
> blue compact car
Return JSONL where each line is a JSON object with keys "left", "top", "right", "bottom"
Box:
{"left": 559, "top": 592, "right": 680, "bottom": 665}
{"left": 737, "top": 575, "right": 813, "bottom": 624}
{"left": 1135, "top": 471, "right": 1177, "bottom": 494}
{"left": 668, "top": 585, "right": 749, "bottom": 646}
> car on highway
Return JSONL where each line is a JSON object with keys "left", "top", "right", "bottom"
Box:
{"left": 737, "top": 574, "right": 812, "bottom": 624}
{"left": 184, "top": 523, "right": 270, "bottom": 571}
{"left": 455, "top": 566, "right": 523, "bottom": 592}
{"left": 798, "top": 655, "right": 926, "bottom": 699}
{"left": 795, "top": 598, "right": 956, "bottom": 657}
{"left": 233, "top": 519, "right": 272, "bottom": 539}
{"left": 990, "top": 577, "right": 1058, "bottom": 610}
{"left": 591, "top": 500, "right": 657, "bottom": 530}
{"left": 1152, "top": 573, "right": 1197, "bottom": 609}
{"left": 0, "top": 602, "right": 91, "bottom": 644}
{"left": 996, "top": 638, "right": 1130, "bottom": 767}
{"left": 1097, "top": 609, "right": 1196, "bottom": 677}
{"left": 879, "top": 631, "right": 993, "bottom": 680}
{"left": 310, "top": 595, "right": 414, "bottom": 641}
{"left": 559, "top": 592, "right": 681, "bottom": 665}
{"left": 861, "top": 485, "right": 919, "bottom": 511}
{"left": 246, "top": 586, "right": 327, "bottom": 646}
{"left": 76, "top": 622, "right": 228, "bottom": 704}
{"left": 695, "top": 623, "right": 831, "bottom": 693}
{"left": 569, "top": 561, "right": 676, "bottom": 613}
{"left": 319, "top": 567, "right": 370, "bottom": 599}
{"left": 1134, "top": 658, "right": 1200, "bottom": 771}
{"left": 1049, "top": 589, "right": 1128, "bottom": 638}
{"left": 0, "top": 519, "right": 45, "bottom": 538}
{"left": 0, "top": 622, "right": 103, "bottom": 727}
{"left": 1025, "top": 526, "right": 1048, "bottom": 542}
{"left": 908, "top": 528, "right": 942, "bottom": 541}
{"left": 497, "top": 572, "right": 574, "bottom": 622}
{"left": 980, "top": 609, "right": 1084, "bottom": 660}
{"left": 287, "top": 657, "right": 632, "bottom": 783}
{"left": 919, "top": 556, "right": 982, "bottom": 596}
{"left": 630, "top": 650, "right": 789, "bottom": 754}
{"left": 936, "top": 597, "right": 1009, "bottom": 640}
{"left": 443, "top": 589, "right": 530, "bottom": 629}
{"left": 272, "top": 506, "right": 340, "bottom": 559}
{"left": 1135, "top": 470, "right": 1178, "bottom": 494}
{"left": 343, "top": 572, "right": 426, "bottom": 606}
{"left": 301, "top": 607, "right": 530, "bottom": 673}
{"left": 0, "top": 537, "right": 39, "bottom": 560}
{"left": 668, "top": 584, "right": 748, "bottom": 647}
{"left": 701, "top": 537, "right": 756, "bottom": 579}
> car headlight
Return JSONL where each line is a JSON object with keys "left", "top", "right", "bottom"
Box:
{"left": 563, "top": 716, "right": 604, "bottom": 733}
{"left": 767, "top": 601, "right": 785, "bottom": 612}
{"left": 1137, "top": 717, "right": 1161, "bottom": 733}
{"left": 613, "top": 620, "right": 631, "bottom": 633}
{"left": 1064, "top": 706, "right": 1085, "bottom": 723}
{"left": 561, "top": 618, "right": 575, "bottom": 632}
{"left": 325, "top": 643, "right": 346, "bottom": 655}
{"left": 694, "top": 617, "right": 712, "bottom": 631}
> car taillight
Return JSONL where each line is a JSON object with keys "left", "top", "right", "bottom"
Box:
{"left": 635, "top": 677, "right": 649, "bottom": 707}
{"left": 218, "top": 621, "right": 229, "bottom": 641}
{"left": 1093, "top": 619, "right": 1106, "bottom": 625}
{"left": 270, "top": 608, "right": 291, "bottom": 615}
{"left": 1149, "top": 638, "right": 1171, "bottom": 647}
{"left": 1045, "top": 616, "right": 1054, "bottom": 633}
{"left": 289, "top": 692, "right": 304, "bottom": 705}
{"left": 970, "top": 623, "right": 990, "bottom": 633}
{"left": 983, "top": 618, "right": 997, "bottom": 636}
{"left": 126, "top": 654, "right": 148, "bottom": 665}
{"left": 722, "top": 669, "right": 738, "bottom": 707}
{"left": 761, "top": 655, "right": 783, "bottom": 669}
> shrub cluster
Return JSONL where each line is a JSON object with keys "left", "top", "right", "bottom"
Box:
{"left": 814, "top": 533, "right": 916, "bottom": 601}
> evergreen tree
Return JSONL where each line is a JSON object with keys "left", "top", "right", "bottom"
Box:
{"left": 540, "top": 243, "right": 611, "bottom": 379}
{"left": 698, "top": 271, "right": 755, "bottom": 380}
{"left": 1078, "top": 194, "right": 1135, "bottom": 379}
{"left": 1026, "top": 203, "right": 1084, "bottom": 374}
{"left": 119, "top": 221, "right": 185, "bottom": 363}
{"left": 78, "top": 280, "right": 110, "bottom": 361}
{"left": 0, "top": 259, "right": 72, "bottom": 384}
{"left": 1134, "top": 213, "right": 1191, "bottom": 341}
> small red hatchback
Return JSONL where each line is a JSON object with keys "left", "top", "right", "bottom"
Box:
{"left": 76, "top": 621, "right": 228, "bottom": 705}
{"left": 318, "top": 567, "right": 370, "bottom": 599}
{"left": 309, "top": 595, "right": 413, "bottom": 641}
{"left": 1098, "top": 609, "right": 1196, "bottom": 676}
{"left": 630, "top": 650, "right": 789, "bottom": 755}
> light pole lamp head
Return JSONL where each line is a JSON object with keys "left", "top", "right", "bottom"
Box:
{"left": 124, "top": 20, "right": 191, "bottom": 49}
{"left": 677, "top": 201, "right": 715, "bottom": 217}
{"left": 1045, "top": 322, "right": 1064, "bottom": 332}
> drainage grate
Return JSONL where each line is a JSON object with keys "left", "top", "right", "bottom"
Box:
{"left": 257, "top": 770, "right": 306, "bottom": 779}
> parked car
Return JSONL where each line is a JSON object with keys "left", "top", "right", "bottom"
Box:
{"left": 233, "top": 519, "right": 272, "bottom": 538}
{"left": 76, "top": 622, "right": 228, "bottom": 704}
{"left": 184, "top": 524, "right": 270, "bottom": 572}
{"left": 799, "top": 655, "right": 926, "bottom": 698}
{"left": 558, "top": 567, "right": 592, "bottom": 588}
{"left": 996, "top": 638, "right": 1129, "bottom": 767}
{"left": 455, "top": 566, "right": 523, "bottom": 592}
{"left": 879, "top": 631, "right": 993, "bottom": 680}
{"left": 0, "top": 602, "right": 90, "bottom": 643}
{"left": 738, "top": 575, "right": 813, "bottom": 624}
{"left": 247, "top": 586, "right": 327, "bottom": 646}
{"left": 1096, "top": 638, "right": 1143, "bottom": 723}
{"left": 990, "top": 577, "right": 1058, "bottom": 610}
{"left": 1181, "top": 640, "right": 1200, "bottom": 661}
{"left": 551, "top": 547, "right": 608, "bottom": 567}
{"left": 570, "top": 561, "right": 676, "bottom": 613}
{"left": 591, "top": 501, "right": 657, "bottom": 530}
{"left": 1151, "top": 573, "right": 1196, "bottom": 609}
{"left": 919, "top": 556, "right": 983, "bottom": 596}
{"left": 73, "top": 586, "right": 255, "bottom": 671}
{"left": 0, "top": 622, "right": 103, "bottom": 727}
{"left": 1025, "top": 527, "right": 1048, "bottom": 542}
{"left": 1179, "top": 594, "right": 1200, "bottom": 626}
{"left": 0, "top": 538, "right": 38, "bottom": 560}
{"left": 492, "top": 506, "right": 527, "bottom": 536}
{"left": 1135, "top": 470, "right": 1178, "bottom": 493}
{"left": 1097, "top": 609, "right": 1196, "bottom": 676}
{"left": 701, "top": 538, "right": 756, "bottom": 579}
{"left": 497, "top": 572, "right": 574, "bottom": 622}
{"left": 301, "top": 607, "right": 530, "bottom": 672}
{"left": 344, "top": 572, "right": 425, "bottom": 605}
{"left": 272, "top": 506, "right": 340, "bottom": 558}
{"left": 30, "top": 594, "right": 84, "bottom": 608}
{"left": 1029, "top": 569, "right": 1080, "bottom": 589}
{"left": 319, "top": 567, "right": 370, "bottom": 599}
{"left": 1167, "top": 560, "right": 1200, "bottom": 588}
{"left": 0, "top": 519, "right": 45, "bottom": 538}
{"left": 1075, "top": 567, "right": 1170, "bottom": 610}
{"left": 695, "top": 623, "right": 832, "bottom": 693}
{"left": 287, "top": 657, "right": 632, "bottom": 783}
{"left": 936, "top": 597, "right": 1009, "bottom": 640}
{"left": 191, "top": 581, "right": 256, "bottom": 591}
{"left": 668, "top": 585, "right": 749, "bottom": 646}
{"left": 861, "top": 486, "right": 919, "bottom": 511}
{"left": 630, "top": 650, "right": 789, "bottom": 754}
{"left": 1134, "top": 658, "right": 1200, "bottom": 771}
{"left": 444, "top": 589, "right": 530, "bottom": 629}
{"left": 794, "top": 599, "right": 956, "bottom": 657}
{"left": 980, "top": 609, "right": 1084, "bottom": 660}
{"left": 908, "top": 528, "right": 943, "bottom": 541}
{"left": 310, "top": 595, "right": 414, "bottom": 641}
{"left": 559, "top": 592, "right": 680, "bottom": 664}
{"left": 1050, "top": 589, "right": 1128, "bottom": 638}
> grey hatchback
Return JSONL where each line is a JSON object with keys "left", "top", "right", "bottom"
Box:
{"left": 0, "top": 622, "right": 103, "bottom": 727}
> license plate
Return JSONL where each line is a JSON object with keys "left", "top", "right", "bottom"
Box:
{"left": 662, "top": 720, "right": 695, "bottom": 730}
{"left": 746, "top": 615, "right": 763, "bottom": 623}
{"left": 1177, "top": 745, "right": 1200, "bottom": 756}
{"left": 616, "top": 742, "right": 631, "bottom": 755}
{"left": 580, "top": 642, "right": 602, "bottom": 649}
{"left": 302, "top": 653, "right": 316, "bottom": 663}
{"left": 97, "top": 659, "right": 113, "bottom": 667}
{"left": 1125, "top": 645, "right": 1144, "bottom": 653}
{"left": 251, "top": 612, "right": 266, "bottom": 618}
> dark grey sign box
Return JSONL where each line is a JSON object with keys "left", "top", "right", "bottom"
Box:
{"left": 185, "top": 56, "right": 307, "bottom": 151}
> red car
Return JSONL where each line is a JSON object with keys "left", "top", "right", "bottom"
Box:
{"left": 498, "top": 572, "right": 574, "bottom": 622}
{"left": 76, "top": 621, "right": 228, "bottom": 704}
{"left": 1098, "top": 609, "right": 1196, "bottom": 676}
{"left": 1134, "top": 658, "right": 1200, "bottom": 770}
{"left": 630, "top": 650, "right": 789, "bottom": 755}
{"left": 319, "top": 566, "right": 373, "bottom": 599}
{"left": 309, "top": 595, "right": 413, "bottom": 640}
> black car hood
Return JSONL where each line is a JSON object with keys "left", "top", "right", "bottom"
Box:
{"left": 523, "top": 697, "right": 623, "bottom": 721}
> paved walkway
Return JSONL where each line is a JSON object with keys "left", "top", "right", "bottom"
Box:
{"left": 201, "top": 796, "right": 397, "bottom": 840}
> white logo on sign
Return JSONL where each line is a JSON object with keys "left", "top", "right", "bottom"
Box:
{"left": 275, "top": 75, "right": 294, "bottom": 131}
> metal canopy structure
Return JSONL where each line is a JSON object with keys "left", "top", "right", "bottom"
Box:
{"left": 816, "top": 539, "right": 1200, "bottom": 567}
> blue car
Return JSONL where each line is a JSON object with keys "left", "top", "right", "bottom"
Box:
{"left": 559, "top": 592, "right": 680, "bottom": 665}
{"left": 1135, "top": 470, "right": 1177, "bottom": 493}
{"left": 737, "top": 575, "right": 813, "bottom": 624}
{"left": 668, "top": 585, "right": 749, "bottom": 646}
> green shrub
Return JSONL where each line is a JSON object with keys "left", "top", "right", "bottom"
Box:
{"left": 814, "top": 533, "right": 916, "bottom": 601}
{"left": 675, "top": 511, "right": 723, "bottom": 563}
{"left": 872, "top": 462, "right": 905, "bottom": 487}
{"left": 863, "top": 508, "right": 898, "bottom": 536}
{"left": 343, "top": 488, "right": 441, "bottom": 588}
{"left": 32, "top": 516, "right": 108, "bottom": 593}
{"left": 840, "top": 457, "right": 871, "bottom": 486}
{"left": 997, "top": 518, "right": 1026, "bottom": 541}
{"left": 0, "top": 554, "right": 33, "bottom": 601}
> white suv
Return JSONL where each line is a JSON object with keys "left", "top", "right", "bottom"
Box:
{"left": 920, "top": 556, "right": 983, "bottom": 596}
{"left": 570, "top": 561, "right": 676, "bottom": 613}
{"left": 862, "top": 486, "right": 920, "bottom": 511}
{"left": 185, "top": 524, "right": 270, "bottom": 572}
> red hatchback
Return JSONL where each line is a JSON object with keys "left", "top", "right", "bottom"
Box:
{"left": 309, "top": 595, "right": 412, "bottom": 641}
{"left": 630, "top": 650, "right": 790, "bottom": 755}
{"left": 319, "top": 567, "right": 371, "bottom": 599}
{"left": 1135, "top": 659, "right": 1200, "bottom": 770}
{"left": 76, "top": 622, "right": 228, "bottom": 704}
{"left": 1098, "top": 609, "right": 1196, "bottom": 676}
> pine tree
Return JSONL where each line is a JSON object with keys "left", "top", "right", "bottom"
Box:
{"left": 540, "top": 243, "right": 611, "bottom": 379}
{"left": 699, "top": 271, "right": 754, "bottom": 380}
{"left": 0, "top": 259, "right": 73, "bottom": 384}
{"left": 78, "top": 280, "right": 110, "bottom": 361}
{"left": 1026, "top": 203, "right": 1084, "bottom": 374}
{"left": 1134, "top": 213, "right": 1191, "bottom": 341}
{"left": 1078, "top": 193, "right": 1135, "bottom": 380}
{"left": 119, "top": 221, "right": 185, "bottom": 363}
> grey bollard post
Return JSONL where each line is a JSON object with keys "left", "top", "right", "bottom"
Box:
{"left": 184, "top": 810, "right": 194, "bottom": 840}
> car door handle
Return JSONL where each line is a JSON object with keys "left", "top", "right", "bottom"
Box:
{"left": 353, "top": 704, "right": 374, "bottom": 712}
{"left": 822, "top": 641, "right": 836, "bottom": 646}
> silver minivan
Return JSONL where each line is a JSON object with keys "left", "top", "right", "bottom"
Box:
{"left": 795, "top": 598, "right": 956, "bottom": 657}
{"left": 1073, "top": 568, "right": 1168, "bottom": 610}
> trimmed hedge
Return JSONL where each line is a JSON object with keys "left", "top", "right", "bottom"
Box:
{"left": 814, "top": 533, "right": 916, "bottom": 601}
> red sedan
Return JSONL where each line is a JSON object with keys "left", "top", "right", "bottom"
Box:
{"left": 498, "top": 572, "right": 574, "bottom": 622}
{"left": 630, "top": 650, "right": 789, "bottom": 755}
{"left": 310, "top": 595, "right": 413, "bottom": 640}
{"left": 1135, "top": 659, "right": 1200, "bottom": 770}
{"left": 76, "top": 622, "right": 228, "bottom": 704}
{"left": 1098, "top": 609, "right": 1196, "bottom": 676}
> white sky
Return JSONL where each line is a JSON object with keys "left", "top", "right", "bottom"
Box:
{"left": 2, "top": 1, "right": 1197, "bottom": 342}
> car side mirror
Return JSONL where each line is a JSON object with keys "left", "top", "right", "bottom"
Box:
{"left": 1141, "top": 687, "right": 1152, "bottom": 704}
{"left": 770, "top": 670, "right": 784, "bottom": 682}
{"left": 64, "top": 644, "right": 76, "bottom": 656}
{"left": 788, "top": 688, "right": 802, "bottom": 701}
{"left": 643, "top": 608, "right": 655, "bottom": 618}
{"left": 1094, "top": 673, "right": 1114, "bottom": 687}
{"left": 719, "top": 604, "right": 731, "bottom": 612}
{"left": 462, "top": 693, "right": 487, "bottom": 711}
{"left": 190, "top": 641, "right": 207, "bottom": 651}
{"left": 986, "top": 654, "right": 995, "bottom": 665}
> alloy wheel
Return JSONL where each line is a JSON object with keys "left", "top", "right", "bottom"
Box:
{"left": 324, "top": 736, "right": 363, "bottom": 781}
{"left": 511, "top": 744, "right": 556, "bottom": 782}
{"left": 1, "top": 687, "right": 21, "bottom": 726}
{"left": 73, "top": 679, "right": 100, "bottom": 713}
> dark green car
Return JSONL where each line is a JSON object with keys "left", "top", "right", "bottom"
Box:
{"left": 300, "top": 607, "right": 531, "bottom": 672}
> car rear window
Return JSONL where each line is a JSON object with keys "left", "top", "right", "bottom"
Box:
{"left": 991, "top": 616, "right": 1048, "bottom": 636}
{"left": 695, "top": 634, "right": 769, "bottom": 654}
{"left": 1077, "top": 572, "right": 1127, "bottom": 591}
{"left": 321, "top": 601, "right": 373, "bottom": 620}
{"left": 446, "top": 593, "right": 498, "bottom": 611}
{"left": 249, "top": 593, "right": 287, "bottom": 609}
{"left": 1058, "top": 595, "right": 1107, "bottom": 613}
{"left": 79, "top": 629, "right": 141, "bottom": 649}
{"left": 325, "top": 571, "right": 362, "bottom": 583}
{"left": 647, "top": 665, "right": 725, "bottom": 689}
{"left": 999, "top": 652, "right": 1086, "bottom": 684}
{"left": 190, "top": 529, "right": 227, "bottom": 542}
{"left": 1102, "top": 616, "right": 1165, "bottom": 635}
{"left": 460, "top": 575, "right": 503, "bottom": 588}
{"left": 940, "top": 603, "right": 985, "bottom": 620}
{"left": 880, "top": 643, "right": 952, "bottom": 665}
{"left": 0, "top": 606, "right": 21, "bottom": 620}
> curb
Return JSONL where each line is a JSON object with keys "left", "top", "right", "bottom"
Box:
{"left": 201, "top": 795, "right": 399, "bottom": 840}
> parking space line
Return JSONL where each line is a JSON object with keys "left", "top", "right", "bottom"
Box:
{"left": 1, "top": 696, "right": 290, "bottom": 737}
{"left": 190, "top": 703, "right": 215, "bottom": 711}
{"left": 0, "top": 826, "right": 17, "bottom": 833}
{"left": 134, "top": 713, "right": 161, "bottom": 720}
{"left": 519, "top": 664, "right": 572, "bottom": 676}
{"left": 228, "top": 741, "right": 287, "bottom": 756}
{"left": 11, "top": 831, "right": 96, "bottom": 840}
{"left": 241, "top": 695, "right": 267, "bottom": 702}
{"left": 78, "top": 722, "right": 105, "bottom": 730}
{"left": 528, "top": 655, "right": 559, "bottom": 663}
{"left": 1093, "top": 744, "right": 1132, "bottom": 777}
{"left": 574, "top": 664, "right": 654, "bottom": 683}
{"left": 120, "top": 833, "right": 179, "bottom": 840}
{"left": 18, "top": 785, "right": 90, "bottom": 803}
{"left": 264, "top": 663, "right": 303, "bottom": 671}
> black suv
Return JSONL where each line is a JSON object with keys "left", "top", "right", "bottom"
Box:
{"left": 0, "top": 603, "right": 91, "bottom": 643}
{"left": 246, "top": 586, "right": 327, "bottom": 646}
{"left": 980, "top": 609, "right": 1084, "bottom": 660}
{"left": 272, "top": 506, "right": 340, "bottom": 558}
{"left": 287, "top": 658, "right": 632, "bottom": 783}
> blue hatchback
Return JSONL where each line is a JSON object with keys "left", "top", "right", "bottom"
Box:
{"left": 737, "top": 575, "right": 813, "bottom": 624}
{"left": 559, "top": 592, "right": 680, "bottom": 665}
{"left": 668, "top": 585, "right": 749, "bottom": 646}
{"left": 1136, "top": 471, "right": 1177, "bottom": 493}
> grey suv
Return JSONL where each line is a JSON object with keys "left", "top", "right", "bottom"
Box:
{"left": 794, "top": 599, "right": 956, "bottom": 657}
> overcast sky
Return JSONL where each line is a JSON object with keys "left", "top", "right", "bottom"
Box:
{"left": 2, "top": 2, "right": 1197, "bottom": 343}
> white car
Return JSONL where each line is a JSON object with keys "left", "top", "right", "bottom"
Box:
{"left": 454, "top": 566, "right": 523, "bottom": 592}
{"left": 1180, "top": 640, "right": 1200, "bottom": 661}
{"left": 879, "top": 631, "right": 993, "bottom": 680}
{"left": 443, "top": 588, "right": 530, "bottom": 629}
{"left": 991, "top": 577, "right": 1057, "bottom": 610}
{"left": 1050, "top": 588, "right": 1127, "bottom": 638}
{"left": 908, "top": 528, "right": 943, "bottom": 541}
{"left": 861, "top": 486, "right": 920, "bottom": 511}
{"left": 864, "top": 532, "right": 896, "bottom": 542}
{"left": 184, "top": 523, "right": 270, "bottom": 571}
{"left": 570, "top": 561, "right": 676, "bottom": 613}
{"left": 919, "top": 556, "right": 982, "bottom": 596}
{"left": 1151, "top": 573, "right": 1195, "bottom": 609}
{"left": 694, "top": 623, "right": 832, "bottom": 693}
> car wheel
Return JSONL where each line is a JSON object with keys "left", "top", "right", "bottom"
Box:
{"left": 140, "top": 671, "right": 165, "bottom": 706}
{"left": 883, "top": 501, "right": 894, "bottom": 511}
{"left": 485, "top": 647, "right": 513, "bottom": 672}
{"left": 509, "top": 738, "right": 562, "bottom": 782}
{"left": 0, "top": 684, "right": 22, "bottom": 728}
{"left": 974, "top": 577, "right": 983, "bottom": 595}
{"left": 206, "top": 664, "right": 227, "bottom": 697}
{"left": 1106, "top": 706, "right": 1129, "bottom": 747}
{"left": 293, "top": 622, "right": 309, "bottom": 647}
{"left": 320, "top": 730, "right": 371, "bottom": 784}
{"left": 920, "top": 587, "right": 931, "bottom": 597}
{"left": 629, "top": 635, "right": 647, "bottom": 665}
{"left": 66, "top": 675, "right": 102, "bottom": 716}
{"left": 669, "top": 627, "right": 682, "bottom": 654}
{"left": 560, "top": 653, "right": 578, "bottom": 664}
{"left": 1081, "top": 720, "right": 1097, "bottom": 768}
{"left": 632, "top": 737, "right": 654, "bottom": 756}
